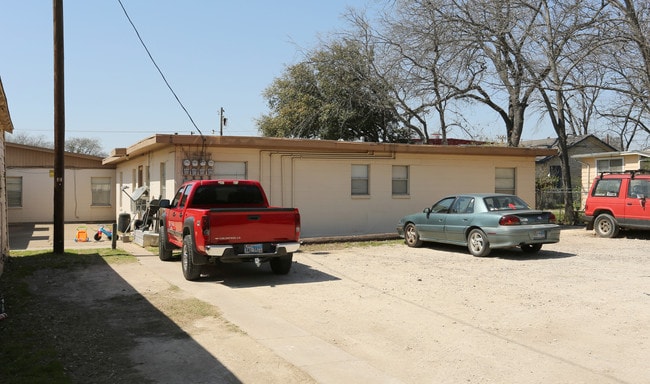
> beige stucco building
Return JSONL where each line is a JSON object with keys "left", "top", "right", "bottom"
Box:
{"left": 6, "top": 142, "right": 116, "bottom": 223}
{"left": 103, "top": 135, "right": 555, "bottom": 238}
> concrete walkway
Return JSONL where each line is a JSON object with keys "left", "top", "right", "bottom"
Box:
{"left": 7, "top": 222, "right": 402, "bottom": 383}
{"left": 9, "top": 222, "right": 127, "bottom": 251}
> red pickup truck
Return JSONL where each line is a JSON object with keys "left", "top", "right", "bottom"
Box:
{"left": 158, "top": 179, "right": 301, "bottom": 280}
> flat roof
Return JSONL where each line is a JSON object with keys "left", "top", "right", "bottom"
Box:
{"left": 103, "top": 134, "right": 557, "bottom": 165}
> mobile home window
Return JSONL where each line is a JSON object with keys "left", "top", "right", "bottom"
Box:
{"left": 495, "top": 168, "right": 516, "bottom": 194}
{"left": 91, "top": 177, "right": 111, "bottom": 206}
{"left": 214, "top": 162, "right": 247, "bottom": 179}
{"left": 7, "top": 177, "right": 22, "bottom": 207}
{"left": 596, "top": 158, "right": 623, "bottom": 173}
{"left": 351, "top": 164, "right": 369, "bottom": 195}
{"left": 392, "top": 165, "right": 409, "bottom": 195}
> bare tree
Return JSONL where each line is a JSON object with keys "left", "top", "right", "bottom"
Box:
{"left": 532, "top": 0, "right": 609, "bottom": 223}
{"left": 596, "top": 0, "right": 650, "bottom": 147}
{"left": 345, "top": 2, "right": 480, "bottom": 144}
{"left": 7, "top": 132, "right": 53, "bottom": 148}
{"left": 65, "top": 137, "right": 107, "bottom": 157}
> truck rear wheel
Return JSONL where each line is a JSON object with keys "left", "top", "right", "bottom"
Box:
{"left": 158, "top": 225, "right": 174, "bottom": 261}
{"left": 270, "top": 254, "right": 293, "bottom": 275}
{"left": 182, "top": 235, "right": 201, "bottom": 281}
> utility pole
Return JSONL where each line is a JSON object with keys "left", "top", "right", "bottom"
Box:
{"left": 219, "top": 107, "right": 225, "bottom": 136}
{"left": 53, "top": 0, "right": 65, "bottom": 254}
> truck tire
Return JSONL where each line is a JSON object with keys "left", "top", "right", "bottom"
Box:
{"left": 158, "top": 225, "right": 174, "bottom": 261}
{"left": 270, "top": 254, "right": 293, "bottom": 275}
{"left": 182, "top": 235, "right": 202, "bottom": 281}
{"left": 594, "top": 213, "right": 619, "bottom": 238}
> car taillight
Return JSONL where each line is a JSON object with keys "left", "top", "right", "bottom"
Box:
{"left": 548, "top": 213, "right": 556, "bottom": 224}
{"left": 201, "top": 215, "right": 210, "bottom": 237}
{"left": 295, "top": 212, "right": 301, "bottom": 237}
{"left": 499, "top": 215, "right": 521, "bottom": 226}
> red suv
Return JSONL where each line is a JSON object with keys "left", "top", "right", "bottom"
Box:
{"left": 584, "top": 170, "right": 650, "bottom": 237}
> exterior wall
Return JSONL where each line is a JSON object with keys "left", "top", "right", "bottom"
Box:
{"left": 114, "top": 148, "right": 176, "bottom": 219}
{"left": 289, "top": 154, "right": 535, "bottom": 237}
{"left": 7, "top": 167, "right": 115, "bottom": 223}
{"left": 114, "top": 143, "right": 538, "bottom": 237}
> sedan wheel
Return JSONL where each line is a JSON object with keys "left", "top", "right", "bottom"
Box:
{"left": 404, "top": 223, "right": 423, "bottom": 247}
{"left": 467, "top": 228, "right": 491, "bottom": 257}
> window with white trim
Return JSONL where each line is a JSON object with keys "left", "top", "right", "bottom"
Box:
{"left": 160, "top": 162, "right": 167, "bottom": 199}
{"left": 351, "top": 164, "right": 369, "bottom": 195}
{"left": 91, "top": 177, "right": 111, "bottom": 206}
{"left": 214, "top": 161, "right": 247, "bottom": 179}
{"left": 392, "top": 165, "right": 409, "bottom": 195}
{"left": 495, "top": 167, "right": 516, "bottom": 194}
{"left": 596, "top": 158, "right": 623, "bottom": 173}
{"left": 7, "top": 177, "right": 22, "bottom": 207}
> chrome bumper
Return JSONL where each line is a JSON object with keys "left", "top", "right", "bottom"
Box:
{"left": 205, "top": 242, "right": 301, "bottom": 257}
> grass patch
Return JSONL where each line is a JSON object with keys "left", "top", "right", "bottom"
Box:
{"left": 0, "top": 249, "right": 138, "bottom": 383}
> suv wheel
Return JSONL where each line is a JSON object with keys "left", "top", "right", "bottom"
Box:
{"left": 594, "top": 213, "right": 619, "bottom": 238}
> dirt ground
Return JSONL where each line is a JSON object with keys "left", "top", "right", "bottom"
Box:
{"left": 16, "top": 227, "right": 650, "bottom": 383}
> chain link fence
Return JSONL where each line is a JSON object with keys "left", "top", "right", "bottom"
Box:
{"left": 535, "top": 187, "right": 586, "bottom": 224}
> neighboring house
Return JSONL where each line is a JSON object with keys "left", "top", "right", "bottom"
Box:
{"left": 572, "top": 150, "right": 650, "bottom": 208}
{"left": 6, "top": 142, "right": 116, "bottom": 223}
{"left": 103, "top": 134, "right": 556, "bottom": 238}
{"left": 521, "top": 135, "right": 618, "bottom": 207}
{"left": 1, "top": 77, "right": 14, "bottom": 276}
{"left": 522, "top": 134, "right": 618, "bottom": 189}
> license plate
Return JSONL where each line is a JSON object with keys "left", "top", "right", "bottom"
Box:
{"left": 532, "top": 230, "right": 546, "bottom": 240}
{"left": 244, "top": 244, "right": 263, "bottom": 254}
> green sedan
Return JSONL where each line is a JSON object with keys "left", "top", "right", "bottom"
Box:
{"left": 396, "top": 194, "right": 561, "bottom": 256}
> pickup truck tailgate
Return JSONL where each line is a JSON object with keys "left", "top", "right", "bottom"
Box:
{"left": 207, "top": 207, "right": 299, "bottom": 244}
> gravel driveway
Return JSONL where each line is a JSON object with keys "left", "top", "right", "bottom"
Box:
{"left": 15, "top": 226, "right": 647, "bottom": 383}
{"left": 103, "top": 227, "right": 648, "bottom": 384}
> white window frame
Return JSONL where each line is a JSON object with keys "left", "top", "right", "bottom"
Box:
{"left": 7, "top": 176, "right": 22, "bottom": 208}
{"left": 351, "top": 164, "right": 369, "bottom": 196}
{"left": 596, "top": 158, "right": 624, "bottom": 173}
{"left": 91, "top": 177, "right": 112, "bottom": 206}
{"left": 160, "top": 162, "right": 167, "bottom": 199}
{"left": 214, "top": 161, "right": 247, "bottom": 179}
{"left": 495, "top": 167, "right": 516, "bottom": 194}
{"left": 392, "top": 165, "right": 409, "bottom": 196}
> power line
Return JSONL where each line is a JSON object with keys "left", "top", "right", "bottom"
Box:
{"left": 116, "top": 0, "right": 203, "bottom": 137}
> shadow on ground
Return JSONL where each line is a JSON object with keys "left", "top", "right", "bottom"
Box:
{"left": 0, "top": 251, "right": 243, "bottom": 384}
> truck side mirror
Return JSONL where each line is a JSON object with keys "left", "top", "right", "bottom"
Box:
{"left": 159, "top": 199, "right": 171, "bottom": 208}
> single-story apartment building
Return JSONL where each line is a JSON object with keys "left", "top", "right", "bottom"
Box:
{"left": 102, "top": 135, "right": 556, "bottom": 238}
{"left": 6, "top": 142, "right": 116, "bottom": 223}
